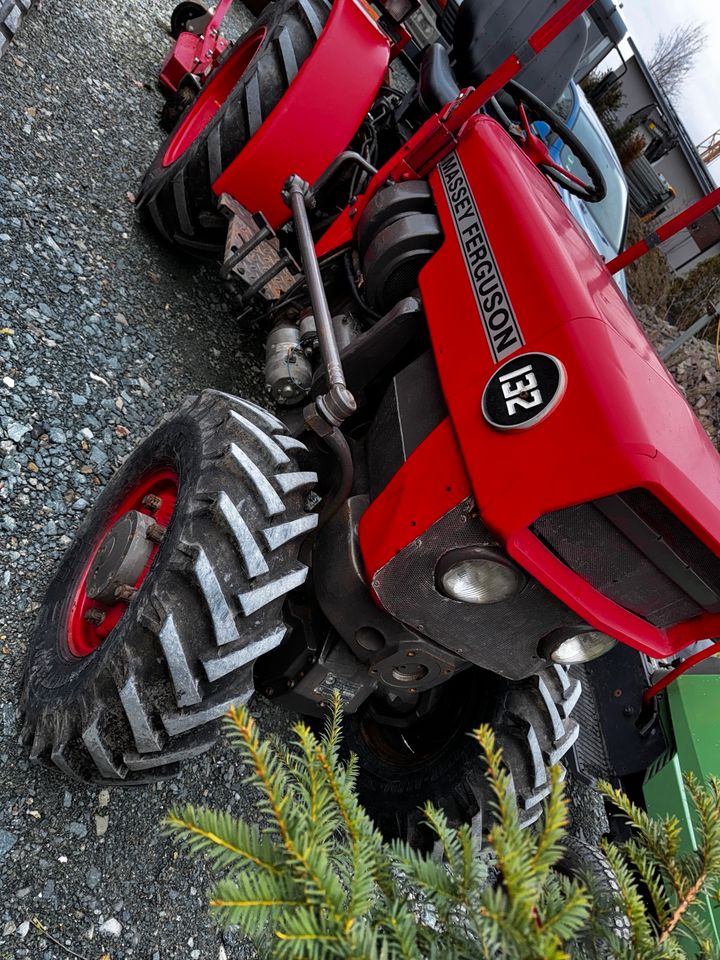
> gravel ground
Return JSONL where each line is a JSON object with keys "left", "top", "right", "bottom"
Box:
{"left": 0, "top": 1, "right": 295, "bottom": 958}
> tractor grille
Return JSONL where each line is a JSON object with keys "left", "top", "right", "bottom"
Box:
{"left": 532, "top": 489, "right": 720, "bottom": 629}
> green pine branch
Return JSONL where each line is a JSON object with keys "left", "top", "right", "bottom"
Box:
{"left": 164, "top": 692, "right": 720, "bottom": 960}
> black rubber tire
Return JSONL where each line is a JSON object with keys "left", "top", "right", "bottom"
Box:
{"left": 137, "top": 0, "right": 331, "bottom": 258}
{"left": 0, "top": 0, "right": 31, "bottom": 59}
{"left": 558, "top": 835, "right": 631, "bottom": 957}
{"left": 344, "top": 664, "right": 582, "bottom": 847}
{"left": 20, "top": 390, "right": 319, "bottom": 785}
{"left": 170, "top": 0, "right": 208, "bottom": 39}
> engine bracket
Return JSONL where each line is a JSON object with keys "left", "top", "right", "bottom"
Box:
{"left": 218, "top": 193, "right": 298, "bottom": 299}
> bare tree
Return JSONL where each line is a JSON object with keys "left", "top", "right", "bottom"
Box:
{"left": 648, "top": 21, "right": 708, "bottom": 103}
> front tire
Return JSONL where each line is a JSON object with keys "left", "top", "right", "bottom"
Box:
{"left": 20, "top": 390, "right": 318, "bottom": 784}
{"left": 137, "top": 0, "right": 330, "bottom": 257}
{"left": 344, "top": 665, "right": 581, "bottom": 847}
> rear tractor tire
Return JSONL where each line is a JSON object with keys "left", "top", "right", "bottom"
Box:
{"left": 138, "top": 0, "right": 330, "bottom": 257}
{"left": 20, "top": 390, "right": 318, "bottom": 785}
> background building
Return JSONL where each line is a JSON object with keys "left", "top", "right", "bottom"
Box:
{"left": 606, "top": 38, "right": 720, "bottom": 274}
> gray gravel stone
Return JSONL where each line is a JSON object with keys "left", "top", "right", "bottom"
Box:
{"left": 98, "top": 918, "right": 122, "bottom": 937}
{"left": 0, "top": 829, "right": 17, "bottom": 857}
{"left": 6, "top": 421, "right": 29, "bottom": 442}
{"left": 1, "top": 702, "right": 16, "bottom": 736}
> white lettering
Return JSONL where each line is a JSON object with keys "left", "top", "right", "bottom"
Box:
{"left": 500, "top": 366, "right": 543, "bottom": 416}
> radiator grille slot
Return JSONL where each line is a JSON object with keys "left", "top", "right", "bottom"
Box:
{"left": 531, "top": 489, "right": 720, "bottom": 629}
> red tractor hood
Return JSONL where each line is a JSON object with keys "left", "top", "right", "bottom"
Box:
{"left": 416, "top": 115, "right": 720, "bottom": 657}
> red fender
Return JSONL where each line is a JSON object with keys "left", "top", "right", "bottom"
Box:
{"left": 211, "top": 0, "right": 391, "bottom": 229}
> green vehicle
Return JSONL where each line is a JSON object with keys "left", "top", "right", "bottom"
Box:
{"left": 574, "top": 642, "right": 720, "bottom": 946}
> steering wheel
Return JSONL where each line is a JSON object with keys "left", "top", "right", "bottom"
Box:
{"left": 493, "top": 80, "right": 607, "bottom": 204}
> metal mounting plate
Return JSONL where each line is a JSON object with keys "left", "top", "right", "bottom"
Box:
{"left": 219, "top": 193, "right": 297, "bottom": 299}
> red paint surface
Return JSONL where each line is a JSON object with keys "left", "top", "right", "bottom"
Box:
{"left": 163, "top": 28, "right": 267, "bottom": 166}
{"left": 211, "top": 0, "right": 390, "bottom": 228}
{"left": 358, "top": 418, "right": 471, "bottom": 577}
{"left": 67, "top": 469, "right": 178, "bottom": 658}
{"left": 159, "top": 0, "right": 234, "bottom": 94}
{"left": 360, "top": 115, "right": 720, "bottom": 660}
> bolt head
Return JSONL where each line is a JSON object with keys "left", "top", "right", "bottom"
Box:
{"left": 146, "top": 522, "right": 166, "bottom": 544}
{"left": 84, "top": 608, "right": 106, "bottom": 626}
{"left": 114, "top": 584, "right": 137, "bottom": 603}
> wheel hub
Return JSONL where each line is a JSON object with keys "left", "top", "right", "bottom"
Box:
{"left": 67, "top": 467, "right": 178, "bottom": 658}
{"left": 86, "top": 511, "right": 157, "bottom": 604}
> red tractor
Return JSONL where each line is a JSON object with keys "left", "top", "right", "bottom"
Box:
{"left": 19, "top": 0, "right": 720, "bottom": 848}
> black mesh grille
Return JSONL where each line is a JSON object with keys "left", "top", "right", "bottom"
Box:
{"left": 622, "top": 489, "right": 720, "bottom": 589}
{"left": 531, "top": 489, "right": 720, "bottom": 629}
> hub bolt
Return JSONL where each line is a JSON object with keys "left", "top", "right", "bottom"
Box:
{"left": 114, "top": 584, "right": 138, "bottom": 603}
{"left": 146, "top": 523, "right": 167, "bottom": 544}
{"left": 141, "top": 494, "right": 162, "bottom": 512}
{"left": 84, "top": 608, "right": 106, "bottom": 626}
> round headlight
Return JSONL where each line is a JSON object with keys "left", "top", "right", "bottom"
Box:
{"left": 437, "top": 552, "right": 523, "bottom": 604}
{"left": 546, "top": 629, "right": 617, "bottom": 665}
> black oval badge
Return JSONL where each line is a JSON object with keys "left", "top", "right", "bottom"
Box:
{"left": 481, "top": 353, "right": 566, "bottom": 431}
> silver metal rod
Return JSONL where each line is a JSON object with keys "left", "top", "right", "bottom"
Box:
{"left": 287, "top": 179, "right": 345, "bottom": 389}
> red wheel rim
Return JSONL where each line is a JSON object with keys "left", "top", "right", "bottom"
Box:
{"left": 162, "top": 28, "right": 267, "bottom": 167}
{"left": 67, "top": 468, "right": 179, "bottom": 658}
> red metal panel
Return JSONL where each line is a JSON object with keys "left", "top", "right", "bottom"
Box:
{"left": 360, "top": 115, "right": 720, "bottom": 659}
{"left": 358, "top": 418, "right": 471, "bottom": 577}
{"left": 159, "top": 33, "right": 204, "bottom": 94}
{"left": 212, "top": 0, "right": 391, "bottom": 229}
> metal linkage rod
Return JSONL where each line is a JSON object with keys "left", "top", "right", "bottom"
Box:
{"left": 660, "top": 309, "right": 717, "bottom": 361}
{"left": 220, "top": 224, "right": 273, "bottom": 280}
{"left": 283, "top": 174, "right": 356, "bottom": 426}
{"left": 308, "top": 151, "right": 378, "bottom": 203}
